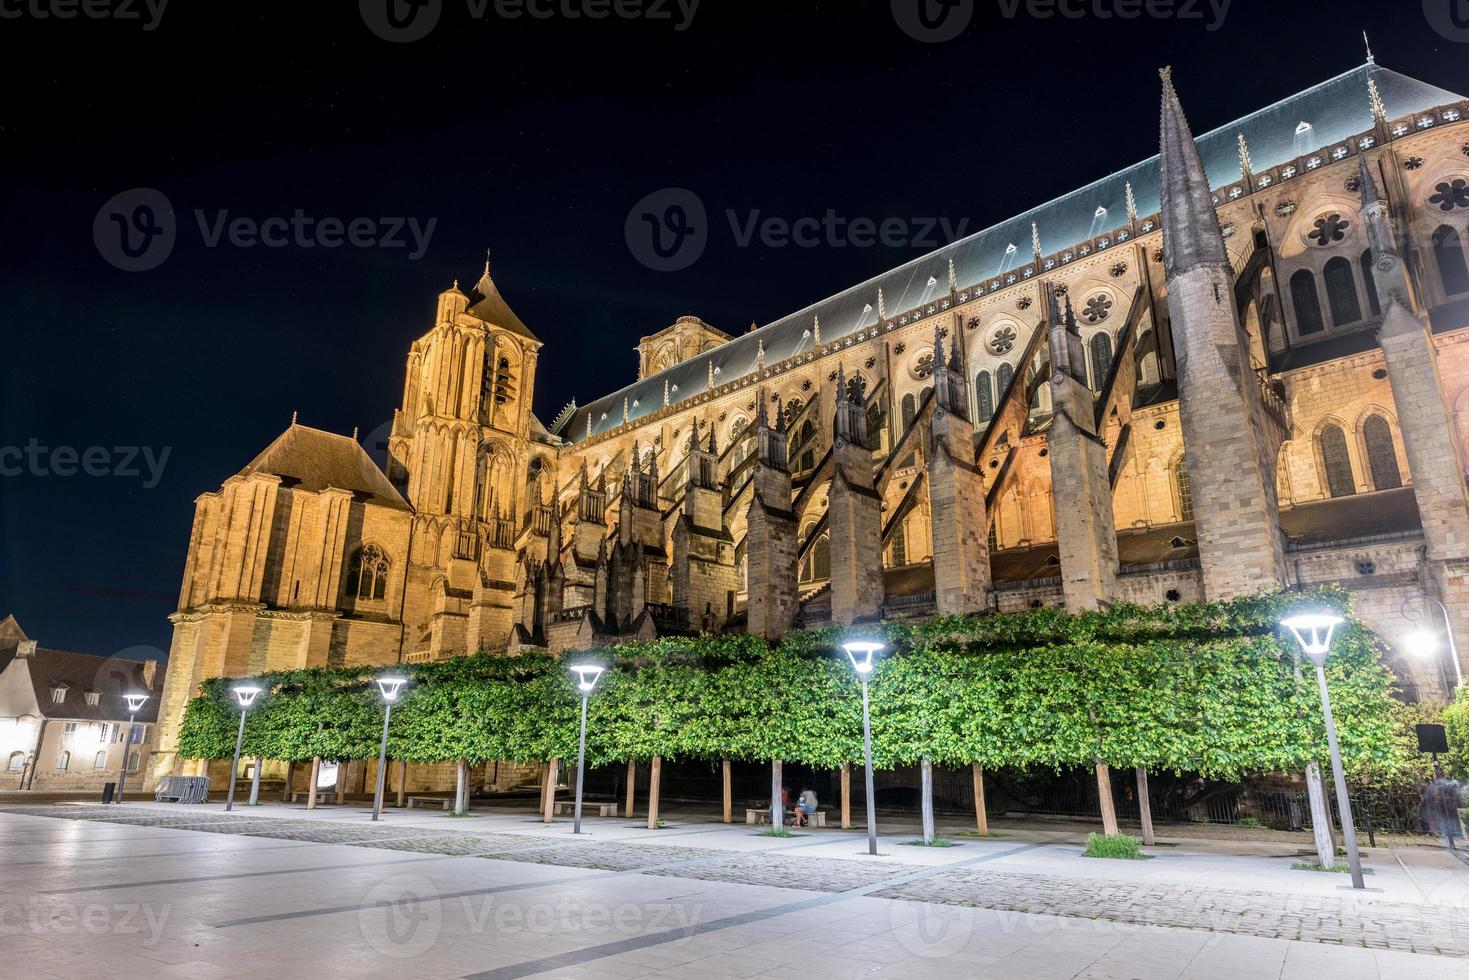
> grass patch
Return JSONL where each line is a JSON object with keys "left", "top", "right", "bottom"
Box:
{"left": 903, "top": 836, "right": 957, "bottom": 847}
{"left": 758, "top": 826, "right": 795, "bottom": 838}
{"left": 955, "top": 830, "right": 1007, "bottom": 839}
{"left": 1292, "top": 861, "right": 1351, "bottom": 873}
{"left": 1237, "top": 817, "right": 1264, "bottom": 829}
{"left": 1083, "top": 832, "right": 1147, "bottom": 860}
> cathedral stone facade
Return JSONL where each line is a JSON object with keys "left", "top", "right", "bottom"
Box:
{"left": 152, "top": 58, "right": 1469, "bottom": 785}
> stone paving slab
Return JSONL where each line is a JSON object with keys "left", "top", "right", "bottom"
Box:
{"left": 489, "top": 841, "right": 726, "bottom": 871}
{"left": 874, "top": 867, "right": 1469, "bottom": 958}
{"left": 646, "top": 852, "right": 930, "bottom": 892}
{"left": 351, "top": 833, "right": 563, "bottom": 856}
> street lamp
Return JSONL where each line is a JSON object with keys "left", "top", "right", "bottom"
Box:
{"left": 371, "top": 676, "right": 408, "bottom": 822}
{"left": 113, "top": 693, "right": 150, "bottom": 805}
{"left": 842, "top": 640, "right": 883, "bottom": 856}
{"left": 1403, "top": 594, "right": 1463, "bottom": 695}
{"left": 569, "top": 664, "right": 606, "bottom": 835}
{"left": 1281, "top": 613, "right": 1365, "bottom": 890}
{"left": 225, "top": 684, "right": 262, "bottom": 813}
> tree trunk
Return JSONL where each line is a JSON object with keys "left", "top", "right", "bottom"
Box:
{"left": 455, "top": 759, "right": 469, "bottom": 814}
{"left": 396, "top": 759, "right": 408, "bottom": 808}
{"left": 1095, "top": 762, "right": 1119, "bottom": 836}
{"left": 841, "top": 763, "right": 852, "bottom": 829}
{"left": 542, "top": 759, "right": 559, "bottom": 823}
{"left": 248, "top": 757, "right": 262, "bottom": 806}
{"left": 770, "top": 758, "right": 784, "bottom": 829}
{"left": 625, "top": 760, "right": 637, "bottom": 819}
{"left": 1306, "top": 761, "right": 1336, "bottom": 868}
{"left": 281, "top": 760, "right": 295, "bottom": 803}
{"left": 1135, "top": 766, "right": 1155, "bottom": 846}
{"left": 920, "top": 757, "right": 936, "bottom": 844}
{"left": 721, "top": 759, "right": 732, "bottom": 824}
{"left": 647, "top": 755, "right": 662, "bottom": 829}
{"left": 972, "top": 763, "right": 988, "bottom": 836}
{"left": 307, "top": 756, "right": 321, "bottom": 809}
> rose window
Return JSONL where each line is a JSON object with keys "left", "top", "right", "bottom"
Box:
{"left": 1082, "top": 295, "right": 1113, "bottom": 324}
{"left": 1429, "top": 179, "right": 1469, "bottom": 212}
{"left": 1308, "top": 213, "right": 1350, "bottom": 247}
{"left": 987, "top": 325, "right": 1017, "bottom": 356}
{"left": 912, "top": 354, "right": 936, "bottom": 380}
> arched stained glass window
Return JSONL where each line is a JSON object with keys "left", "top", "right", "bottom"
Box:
{"left": 1291, "top": 269, "right": 1326, "bottom": 335}
{"left": 1090, "top": 332, "right": 1114, "bottom": 391}
{"left": 1360, "top": 250, "right": 1382, "bottom": 317}
{"left": 997, "top": 362, "right": 1015, "bottom": 400}
{"left": 347, "top": 545, "right": 390, "bottom": 600}
{"left": 975, "top": 371, "right": 994, "bottom": 423}
{"left": 901, "top": 394, "right": 916, "bottom": 432}
{"left": 814, "top": 533, "right": 830, "bottom": 581}
{"left": 1435, "top": 225, "right": 1469, "bottom": 296}
{"left": 1323, "top": 257, "right": 1362, "bottom": 326}
{"left": 891, "top": 522, "right": 907, "bottom": 567}
{"left": 1173, "top": 457, "right": 1194, "bottom": 522}
{"left": 1363, "top": 415, "right": 1402, "bottom": 490}
{"left": 1318, "top": 424, "right": 1356, "bottom": 498}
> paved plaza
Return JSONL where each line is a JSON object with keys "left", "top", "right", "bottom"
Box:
{"left": 3, "top": 802, "right": 1469, "bottom": 978}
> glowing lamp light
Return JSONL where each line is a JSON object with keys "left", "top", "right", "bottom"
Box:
{"left": 570, "top": 664, "right": 605, "bottom": 694}
{"left": 231, "top": 684, "right": 263, "bottom": 709}
{"left": 842, "top": 641, "right": 884, "bottom": 677}
{"left": 375, "top": 676, "right": 409, "bottom": 703}
{"left": 1280, "top": 613, "right": 1343, "bottom": 666}
{"left": 123, "top": 693, "right": 150, "bottom": 714}
{"left": 1406, "top": 630, "right": 1438, "bottom": 659}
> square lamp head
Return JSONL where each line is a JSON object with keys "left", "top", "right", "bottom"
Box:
{"left": 375, "top": 676, "right": 409, "bottom": 703}
{"left": 842, "top": 641, "right": 885, "bottom": 677}
{"left": 231, "top": 684, "right": 263, "bottom": 709}
{"left": 1281, "top": 613, "right": 1344, "bottom": 667}
{"left": 570, "top": 664, "right": 605, "bottom": 694}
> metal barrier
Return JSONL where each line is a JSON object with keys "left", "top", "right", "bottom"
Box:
{"left": 155, "top": 776, "right": 211, "bottom": 804}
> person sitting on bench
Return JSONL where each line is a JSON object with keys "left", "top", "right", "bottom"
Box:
{"left": 794, "top": 787, "right": 818, "bottom": 827}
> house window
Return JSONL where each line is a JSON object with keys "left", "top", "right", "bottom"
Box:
{"left": 1291, "top": 269, "right": 1326, "bottom": 335}
{"left": 1318, "top": 424, "right": 1356, "bottom": 498}
{"left": 1089, "top": 332, "right": 1114, "bottom": 391}
{"left": 1174, "top": 458, "right": 1194, "bottom": 522}
{"left": 1323, "top": 257, "right": 1362, "bottom": 326}
{"left": 93, "top": 751, "right": 108, "bottom": 771}
{"left": 346, "top": 545, "right": 390, "bottom": 601}
{"left": 975, "top": 371, "right": 994, "bottom": 423}
{"left": 130, "top": 725, "right": 147, "bottom": 744}
{"left": 1360, "top": 250, "right": 1382, "bottom": 317}
{"left": 1363, "top": 415, "right": 1403, "bottom": 490}
{"left": 7, "top": 752, "right": 24, "bottom": 772}
{"left": 1435, "top": 225, "right": 1469, "bottom": 296}
{"left": 61, "top": 722, "right": 77, "bottom": 745}
{"left": 50, "top": 687, "right": 66, "bottom": 704}
{"left": 84, "top": 692, "right": 100, "bottom": 707}
{"left": 55, "top": 751, "right": 70, "bottom": 771}
{"left": 128, "top": 752, "right": 141, "bottom": 774}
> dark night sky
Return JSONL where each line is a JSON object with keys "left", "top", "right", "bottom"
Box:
{"left": 1, "top": 0, "right": 1464, "bottom": 659}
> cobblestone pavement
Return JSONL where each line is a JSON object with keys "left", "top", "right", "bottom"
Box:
{"left": 11, "top": 804, "right": 1469, "bottom": 961}
{"left": 874, "top": 867, "right": 1469, "bottom": 957}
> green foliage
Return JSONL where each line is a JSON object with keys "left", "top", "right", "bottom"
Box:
{"left": 1084, "top": 833, "right": 1144, "bottom": 860}
{"left": 176, "top": 588, "right": 1404, "bottom": 784}
{"left": 904, "top": 836, "right": 956, "bottom": 847}
{"left": 758, "top": 826, "right": 794, "bottom": 837}
{"left": 1291, "top": 862, "right": 1351, "bottom": 873}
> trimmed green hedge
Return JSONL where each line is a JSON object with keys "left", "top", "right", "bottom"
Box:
{"left": 177, "top": 588, "right": 1407, "bottom": 779}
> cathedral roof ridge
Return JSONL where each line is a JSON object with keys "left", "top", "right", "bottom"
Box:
{"left": 467, "top": 256, "right": 540, "bottom": 344}
{"left": 238, "top": 421, "right": 411, "bottom": 510}
{"left": 567, "top": 61, "right": 1463, "bottom": 444}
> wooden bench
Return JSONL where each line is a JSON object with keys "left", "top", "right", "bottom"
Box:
{"left": 552, "top": 800, "right": 618, "bottom": 817}
{"left": 286, "top": 790, "right": 337, "bottom": 804}
{"left": 406, "top": 796, "right": 454, "bottom": 810}
{"left": 745, "top": 807, "right": 827, "bottom": 827}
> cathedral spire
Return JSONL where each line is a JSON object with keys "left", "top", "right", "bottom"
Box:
{"left": 948, "top": 257, "right": 957, "bottom": 291}
{"left": 1359, "top": 154, "right": 1383, "bottom": 208}
{"left": 1363, "top": 30, "right": 1375, "bottom": 65}
{"left": 1158, "top": 67, "right": 1228, "bottom": 280}
{"left": 1125, "top": 182, "right": 1138, "bottom": 224}
{"left": 813, "top": 315, "right": 821, "bottom": 346}
{"left": 1236, "top": 132, "right": 1253, "bottom": 180}
{"left": 1031, "top": 222, "right": 1043, "bottom": 264}
{"left": 877, "top": 288, "right": 887, "bottom": 321}
{"left": 1368, "top": 74, "right": 1389, "bottom": 125}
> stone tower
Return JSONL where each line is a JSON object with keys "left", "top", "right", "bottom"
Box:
{"left": 827, "top": 365, "right": 885, "bottom": 625}
{"left": 1046, "top": 291, "right": 1121, "bottom": 611}
{"left": 926, "top": 326, "right": 992, "bottom": 615}
{"left": 1158, "top": 68, "right": 1287, "bottom": 599}
{"left": 746, "top": 396, "right": 799, "bottom": 640}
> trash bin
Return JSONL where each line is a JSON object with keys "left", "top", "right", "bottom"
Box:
{"left": 101, "top": 782, "right": 117, "bottom": 804}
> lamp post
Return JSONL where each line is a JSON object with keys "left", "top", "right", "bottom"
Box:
{"left": 1403, "top": 593, "right": 1463, "bottom": 696}
{"left": 371, "top": 676, "right": 408, "bottom": 822}
{"left": 225, "top": 685, "right": 262, "bottom": 813}
{"left": 842, "top": 641, "right": 884, "bottom": 856}
{"left": 569, "top": 664, "right": 606, "bottom": 835}
{"left": 1281, "top": 613, "right": 1365, "bottom": 890}
{"left": 113, "top": 693, "right": 150, "bottom": 805}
